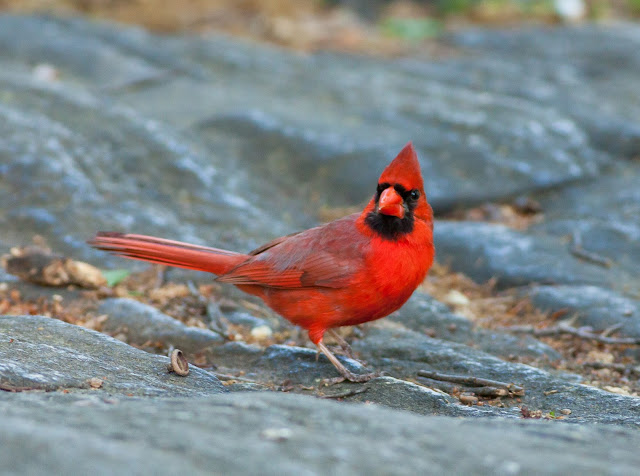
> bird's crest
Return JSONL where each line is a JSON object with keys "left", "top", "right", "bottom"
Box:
{"left": 378, "top": 142, "right": 424, "bottom": 191}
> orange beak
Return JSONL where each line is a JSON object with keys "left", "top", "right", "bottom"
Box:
{"left": 378, "top": 187, "right": 405, "bottom": 218}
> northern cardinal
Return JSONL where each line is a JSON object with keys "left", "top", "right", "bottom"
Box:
{"left": 90, "top": 142, "right": 434, "bottom": 382}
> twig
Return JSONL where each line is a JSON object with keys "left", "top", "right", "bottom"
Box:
{"left": 415, "top": 377, "right": 457, "bottom": 394}
{"left": 0, "top": 382, "right": 80, "bottom": 392}
{"left": 154, "top": 264, "right": 167, "bottom": 288}
{"left": 569, "top": 231, "right": 613, "bottom": 268}
{"left": 501, "top": 322, "right": 640, "bottom": 345}
{"left": 601, "top": 323, "right": 623, "bottom": 337}
{"left": 416, "top": 370, "right": 524, "bottom": 397}
{"left": 319, "top": 387, "right": 369, "bottom": 399}
{"left": 186, "top": 281, "right": 230, "bottom": 338}
{"left": 214, "top": 373, "right": 260, "bottom": 384}
{"left": 0, "top": 383, "right": 45, "bottom": 392}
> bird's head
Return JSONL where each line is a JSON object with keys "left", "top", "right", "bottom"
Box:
{"left": 363, "top": 142, "right": 432, "bottom": 240}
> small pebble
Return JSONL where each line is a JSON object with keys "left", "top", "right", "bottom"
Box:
{"left": 604, "top": 386, "right": 631, "bottom": 396}
{"left": 33, "top": 63, "right": 59, "bottom": 82}
{"left": 459, "top": 394, "right": 478, "bottom": 405}
{"left": 88, "top": 378, "right": 103, "bottom": 389}
{"left": 561, "top": 409, "right": 572, "bottom": 415}
{"left": 443, "top": 290, "right": 470, "bottom": 307}
{"left": 260, "top": 427, "right": 293, "bottom": 442}
{"left": 554, "top": 0, "right": 585, "bottom": 21}
{"left": 251, "top": 325, "right": 273, "bottom": 340}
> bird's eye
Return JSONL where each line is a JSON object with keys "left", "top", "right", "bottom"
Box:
{"left": 410, "top": 190, "right": 420, "bottom": 200}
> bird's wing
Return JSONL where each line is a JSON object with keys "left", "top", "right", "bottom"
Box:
{"left": 217, "top": 216, "right": 363, "bottom": 289}
{"left": 216, "top": 252, "right": 355, "bottom": 289}
{"left": 247, "top": 231, "right": 302, "bottom": 256}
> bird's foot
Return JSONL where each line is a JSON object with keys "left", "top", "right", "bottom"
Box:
{"left": 328, "top": 329, "right": 356, "bottom": 359}
{"left": 317, "top": 341, "right": 379, "bottom": 385}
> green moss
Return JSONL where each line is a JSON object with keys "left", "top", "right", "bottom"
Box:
{"left": 437, "top": 0, "right": 478, "bottom": 16}
{"left": 101, "top": 269, "right": 131, "bottom": 287}
{"left": 627, "top": 0, "right": 640, "bottom": 15}
{"left": 381, "top": 17, "right": 443, "bottom": 41}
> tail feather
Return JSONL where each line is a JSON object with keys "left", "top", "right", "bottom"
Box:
{"left": 89, "top": 232, "right": 247, "bottom": 276}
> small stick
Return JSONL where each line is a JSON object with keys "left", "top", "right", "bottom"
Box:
{"left": 569, "top": 231, "right": 613, "bottom": 268}
{"left": 0, "top": 382, "right": 78, "bottom": 392}
{"left": 214, "top": 373, "right": 260, "bottom": 384}
{"left": 154, "top": 264, "right": 167, "bottom": 288}
{"left": 319, "top": 387, "right": 369, "bottom": 399}
{"left": 501, "top": 323, "right": 640, "bottom": 345}
{"left": 0, "top": 383, "right": 44, "bottom": 392}
{"left": 601, "top": 323, "right": 623, "bottom": 338}
{"left": 415, "top": 377, "right": 460, "bottom": 394}
{"left": 187, "top": 281, "right": 229, "bottom": 338}
{"left": 417, "top": 370, "right": 525, "bottom": 395}
{"left": 416, "top": 377, "right": 513, "bottom": 398}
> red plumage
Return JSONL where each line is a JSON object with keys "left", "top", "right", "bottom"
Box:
{"left": 89, "top": 142, "right": 434, "bottom": 381}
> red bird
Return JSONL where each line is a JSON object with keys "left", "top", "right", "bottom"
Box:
{"left": 90, "top": 142, "right": 434, "bottom": 382}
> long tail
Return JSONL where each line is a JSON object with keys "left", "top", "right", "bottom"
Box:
{"left": 88, "top": 232, "right": 248, "bottom": 275}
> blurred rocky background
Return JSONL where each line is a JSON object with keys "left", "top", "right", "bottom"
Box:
{"left": 1, "top": 1, "right": 640, "bottom": 474}
{"left": 2, "top": 0, "right": 640, "bottom": 51}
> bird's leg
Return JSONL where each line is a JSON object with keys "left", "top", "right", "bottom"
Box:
{"left": 317, "top": 341, "right": 377, "bottom": 384}
{"left": 327, "top": 329, "right": 356, "bottom": 359}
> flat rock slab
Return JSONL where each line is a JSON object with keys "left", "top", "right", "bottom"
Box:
{"left": 527, "top": 285, "right": 640, "bottom": 338}
{"left": 532, "top": 162, "right": 640, "bottom": 280}
{"left": 433, "top": 221, "right": 640, "bottom": 296}
{"left": 446, "top": 25, "right": 640, "bottom": 156}
{"left": 2, "top": 391, "right": 640, "bottom": 476}
{"left": 0, "top": 315, "right": 225, "bottom": 396}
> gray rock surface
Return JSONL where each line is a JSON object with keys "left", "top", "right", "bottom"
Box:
{"left": 0, "top": 315, "right": 225, "bottom": 396}
{"left": 5, "top": 307, "right": 639, "bottom": 426}
{"left": 98, "top": 298, "right": 224, "bottom": 353}
{"left": 528, "top": 285, "right": 640, "bottom": 337}
{"left": 355, "top": 326, "right": 640, "bottom": 426}
{"left": 433, "top": 221, "right": 638, "bottom": 293}
{"left": 393, "top": 291, "right": 562, "bottom": 360}
{"left": 3, "top": 391, "right": 640, "bottom": 476}
{"left": 532, "top": 162, "right": 640, "bottom": 281}
{"left": 88, "top": 293, "right": 640, "bottom": 425}
{"left": 445, "top": 25, "right": 640, "bottom": 157}
{"left": 0, "top": 15, "right": 630, "bottom": 250}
